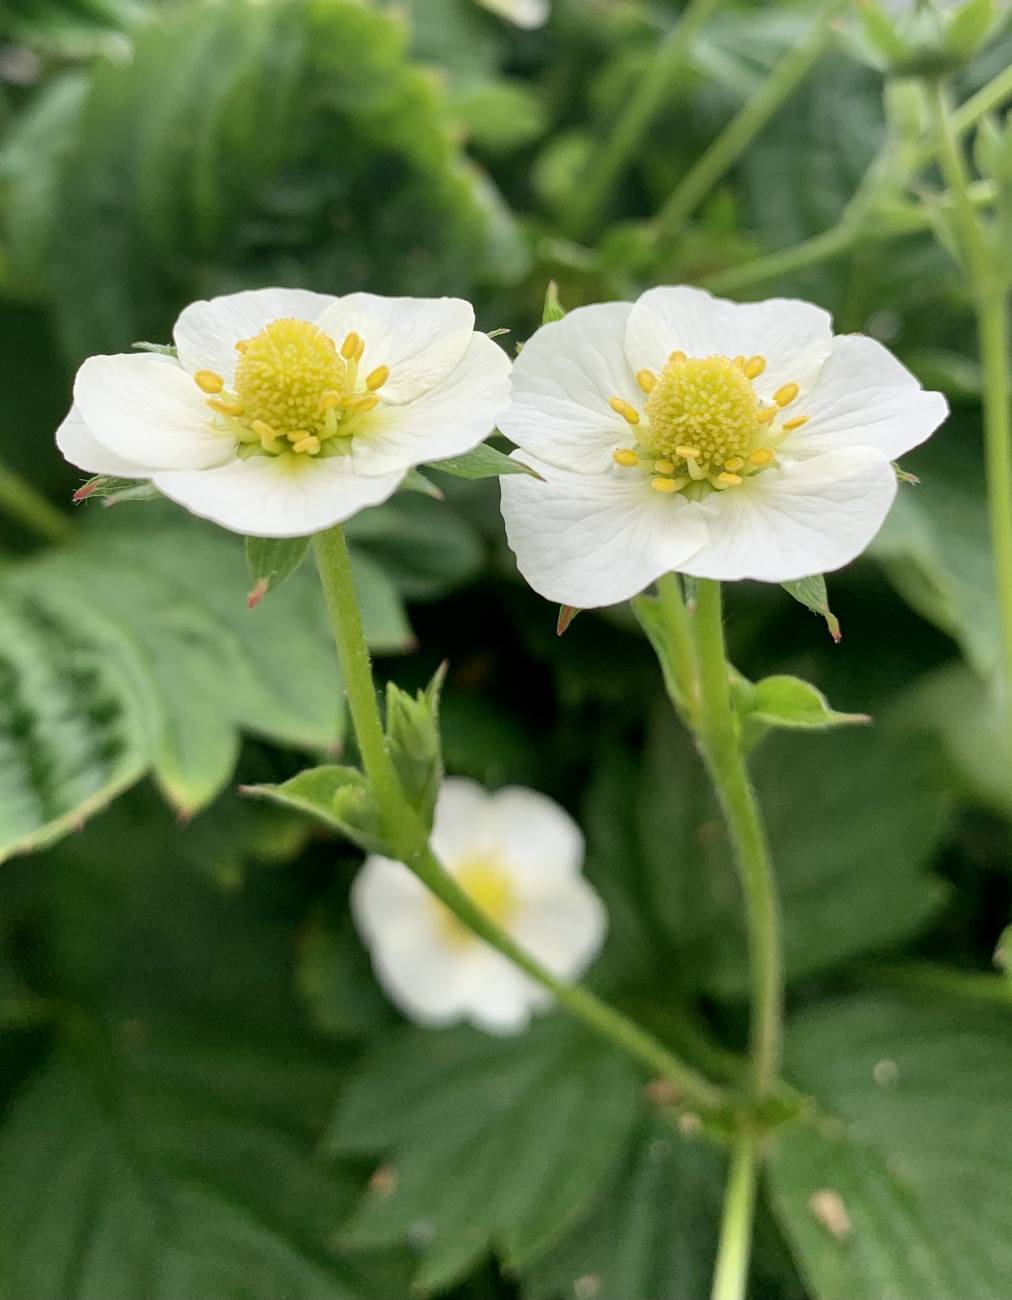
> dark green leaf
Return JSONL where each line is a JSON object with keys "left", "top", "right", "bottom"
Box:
{"left": 245, "top": 535, "right": 311, "bottom": 606}
{"left": 244, "top": 765, "right": 386, "bottom": 855}
{"left": 427, "top": 442, "right": 543, "bottom": 481}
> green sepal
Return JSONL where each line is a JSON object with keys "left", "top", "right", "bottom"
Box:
{"left": 132, "top": 340, "right": 178, "bottom": 357}
{"left": 384, "top": 662, "right": 447, "bottom": 831}
{"left": 740, "top": 674, "right": 870, "bottom": 745}
{"left": 73, "top": 475, "right": 160, "bottom": 506}
{"left": 632, "top": 593, "right": 688, "bottom": 716}
{"left": 781, "top": 574, "right": 841, "bottom": 642}
{"left": 244, "top": 536, "right": 311, "bottom": 607}
{"left": 426, "top": 442, "right": 543, "bottom": 481}
{"left": 398, "top": 467, "right": 444, "bottom": 499}
{"left": 241, "top": 765, "right": 386, "bottom": 855}
{"left": 542, "top": 279, "right": 566, "bottom": 324}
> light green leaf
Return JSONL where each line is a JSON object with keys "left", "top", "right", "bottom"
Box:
{"left": 769, "top": 992, "right": 1012, "bottom": 1300}
{"left": 745, "top": 674, "right": 870, "bottom": 733}
{"left": 327, "top": 1018, "right": 642, "bottom": 1292}
{"left": 780, "top": 575, "right": 841, "bottom": 642}
{"left": 244, "top": 765, "right": 386, "bottom": 855}
{"left": 521, "top": 1117, "right": 723, "bottom": 1300}
{"left": 427, "top": 441, "right": 543, "bottom": 481}
{"left": 245, "top": 535, "right": 311, "bottom": 606}
{"left": 448, "top": 79, "right": 548, "bottom": 154}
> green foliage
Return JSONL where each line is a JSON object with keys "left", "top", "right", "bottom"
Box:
{"left": 769, "top": 991, "right": 1012, "bottom": 1300}
{"left": 245, "top": 534, "right": 311, "bottom": 605}
{"left": 385, "top": 662, "right": 446, "bottom": 829}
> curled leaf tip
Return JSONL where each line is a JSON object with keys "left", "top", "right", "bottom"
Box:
{"left": 557, "top": 605, "right": 581, "bottom": 636}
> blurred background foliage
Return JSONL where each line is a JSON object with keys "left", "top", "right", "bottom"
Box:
{"left": 0, "top": 1, "right": 1010, "bottom": 1297}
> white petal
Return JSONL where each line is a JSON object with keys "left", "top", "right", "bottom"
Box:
{"left": 679, "top": 447, "right": 898, "bottom": 583}
{"left": 500, "top": 453, "right": 708, "bottom": 608}
{"left": 625, "top": 286, "right": 833, "bottom": 399}
{"left": 782, "top": 333, "right": 949, "bottom": 461}
{"left": 151, "top": 453, "right": 402, "bottom": 538}
{"left": 173, "top": 288, "right": 339, "bottom": 384}
{"left": 430, "top": 778, "right": 497, "bottom": 866}
{"left": 315, "top": 294, "right": 475, "bottom": 405}
{"left": 55, "top": 405, "right": 150, "bottom": 478}
{"left": 460, "top": 949, "right": 550, "bottom": 1035}
{"left": 512, "top": 880, "right": 607, "bottom": 983}
{"left": 484, "top": 787, "right": 585, "bottom": 891}
{"left": 74, "top": 353, "right": 233, "bottom": 471}
{"left": 474, "top": 0, "right": 549, "bottom": 29}
{"left": 498, "top": 303, "right": 640, "bottom": 475}
{"left": 350, "top": 333, "right": 511, "bottom": 476}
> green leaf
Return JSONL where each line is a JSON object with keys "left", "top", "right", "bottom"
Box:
{"left": 780, "top": 575, "right": 841, "bottom": 643}
{"left": 327, "top": 1018, "right": 643, "bottom": 1292}
{"left": 348, "top": 552, "right": 414, "bottom": 654}
{"left": 521, "top": 1116, "right": 723, "bottom": 1300}
{"left": 245, "top": 535, "right": 311, "bottom": 606}
{"left": 427, "top": 441, "right": 543, "bottom": 481}
{"left": 542, "top": 279, "right": 566, "bottom": 324}
{"left": 384, "top": 662, "right": 447, "bottom": 829}
{"left": 73, "top": 474, "right": 161, "bottom": 505}
{"left": 744, "top": 674, "right": 870, "bottom": 734}
{"left": 296, "top": 908, "right": 396, "bottom": 1040}
{"left": 244, "top": 765, "right": 386, "bottom": 855}
{"left": 769, "top": 992, "right": 1012, "bottom": 1300}
{"left": 448, "top": 78, "right": 548, "bottom": 154}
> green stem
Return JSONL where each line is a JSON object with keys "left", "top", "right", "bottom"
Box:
{"left": 709, "top": 1130, "right": 760, "bottom": 1300}
{"left": 654, "top": 0, "right": 842, "bottom": 251}
{"left": 691, "top": 580, "right": 783, "bottom": 1096}
{"left": 0, "top": 464, "right": 71, "bottom": 543}
{"left": 312, "top": 524, "right": 726, "bottom": 1114}
{"left": 930, "top": 82, "right": 1012, "bottom": 766}
{"left": 655, "top": 572, "right": 700, "bottom": 726}
{"left": 566, "top": 0, "right": 721, "bottom": 241}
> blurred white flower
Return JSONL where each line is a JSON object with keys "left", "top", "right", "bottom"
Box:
{"left": 57, "top": 288, "right": 510, "bottom": 537}
{"left": 474, "top": 0, "right": 549, "bottom": 29}
{"left": 351, "top": 778, "right": 606, "bottom": 1035}
{"left": 499, "top": 285, "right": 948, "bottom": 605}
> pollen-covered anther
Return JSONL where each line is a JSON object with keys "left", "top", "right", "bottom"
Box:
{"left": 669, "top": 350, "right": 687, "bottom": 364}
{"left": 651, "top": 476, "right": 679, "bottom": 493}
{"left": 758, "top": 407, "right": 777, "bottom": 425}
{"left": 292, "top": 434, "right": 321, "bottom": 455}
{"left": 340, "top": 331, "right": 362, "bottom": 361}
{"left": 609, "top": 397, "right": 641, "bottom": 425}
{"left": 743, "top": 355, "right": 766, "bottom": 380}
{"left": 193, "top": 369, "right": 224, "bottom": 394}
{"left": 636, "top": 369, "right": 656, "bottom": 393}
{"left": 654, "top": 459, "right": 676, "bottom": 475}
{"left": 366, "top": 365, "right": 390, "bottom": 392}
{"left": 749, "top": 447, "right": 775, "bottom": 467}
{"left": 207, "top": 397, "right": 245, "bottom": 417}
{"left": 613, "top": 448, "right": 640, "bottom": 468}
{"left": 252, "top": 419, "right": 278, "bottom": 449}
{"left": 716, "top": 471, "right": 743, "bottom": 487}
{"left": 774, "top": 382, "right": 799, "bottom": 408}
{"left": 318, "top": 390, "right": 342, "bottom": 412}
{"left": 782, "top": 414, "right": 809, "bottom": 431}
{"left": 347, "top": 395, "right": 380, "bottom": 415}
{"left": 724, "top": 456, "right": 745, "bottom": 472}
{"left": 675, "top": 445, "right": 700, "bottom": 460}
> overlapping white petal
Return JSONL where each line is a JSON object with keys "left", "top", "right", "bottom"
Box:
{"left": 500, "top": 453, "right": 708, "bottom": 607}
{"left": 352, "top": 778, "right": 607, "bottom": 1036}
{"left": 350, "top": 332, "right": 511, "bottom": 475}
{"left": 499, "top": 283, "right": 946, "bottom": 601}
{"left": 498, "top": 303, "right": 642, "bottom": 474}
{"left": 152, "top": 454, "right": 403, "bottom": 538}
{"left": 782, "top": 333, "right": 949, "bottom": 461}
{"left": 57, "top": 288, "right": 510, "bottom": 538}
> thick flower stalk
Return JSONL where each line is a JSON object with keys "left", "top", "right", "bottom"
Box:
{"left": 499, "top": 285, "right": 948, "bottom": 604}
{"left": 58, "top": 288, "right": 511, "bottom": 536}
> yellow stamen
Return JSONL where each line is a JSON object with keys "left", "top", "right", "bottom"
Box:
{"left": 613, "top": 448, "right": 640, "bottom": 468}
{"left": 651, "top": 476, "right": 679, "bottom": 493}
{"left": 749, "top": 447, "right": 775, "bottom": 467}
{"left": 732, "top": 356, "right": 745, "bottom": 369}
{"left": 743, "top": 355, "right": 766, "bottom": 380}
{"left": 686, "top": 456, "right": 708, "bottom": 481}
{"left": 318, "top": 390, "right": 342, "bottom": 412}
{"left": 292, "top": 434, "right": 321, "bottom": 455}
{"left": 365, "top": 365, "right": 389, "bottom": 391}
{"left": 286, "top": 428, "right": 310, "bottom": 443}
{"left": 252, "top": 419, "right": 278, "bottom": 448}
{"left": 234, "top": 339, "right": 248, "bottom": 353}
{"left": 347, "top": 394, "right": 379, "bottom": 415}
{"left": 340, "top": 331, "right": 362, "bottom": 360}
{"left": 773, "top": 382, "right": 799, "bottom": 407}
{"left": 782, "top": 415, "right": 809, "bottom": 431}
{"left": 354, "top": 337, "right": 366, "bottom": 362}
{"left": 674, "top": 445, "right": 700, "bottom": 460}
{"left": 716, "top": 471, "right": 743, "bottom": 487}
{"left": 724, "top": 456, "right": 745, "bottom": 472}
{"left": 207, "top": 397, "right": 245, "bottom": 417}
{"left": 193, "top": 369, "right": 224, "bottom": 394}
{"left": 654, "top": 459, "right": 676, "bottom": 475}
{"left": 636, "top": 369, "right": 657, "bottom": 393}
{"left": 758, "top": 407, "right": 778, "bottom": 424}
{"left": 669, "top": 350, "right": 687, "bottom": 364}
{"left": 608, "top": 397, "right": 640, "bottom": 425}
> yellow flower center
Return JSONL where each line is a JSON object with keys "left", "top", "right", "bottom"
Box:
{"left": 645, "top": 354, "right": 760, "bottom": 468}
{"left": 192, "top": 318, "right": 391, "bottom": 460}
{"left": 609, "top": 351, "right": 807, "bottom": 495}
{"left": 234, "top": 318, "right": 349, "bottom": 436}
{"left": 437, "top": 856, "right": 517, "bottom": 946}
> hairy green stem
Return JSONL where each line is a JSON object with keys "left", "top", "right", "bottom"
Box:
{"left": 930, "top": 82, "right": 1012, "bottom": 768}
{"left": 654, "top": 0, "right": 843, "bottom": 251}
{"left": 655, "top": 572, "right": 701, "bottom": 725}
{"left": 566, "top": 0, "right": 721, "bottom": 241}
{"left": 0, "top": 463, "right": 71, "bottom": 543}
{"left": 691, "top": 580, "right": 783, "bottom": 1095}
{"left": 710, "top": 1130, "right": 760, "bottom": 1300}
{"left": 312, "top": 524, "right": 726, "bottom": 1114}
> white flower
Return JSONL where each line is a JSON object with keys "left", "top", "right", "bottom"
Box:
{"left": 499, "top": 286, "right": 948, "bottom": 605}
{"left": 474, "top": 0, "right": 549, "bottom": 29}
{"left": 57, "top": 288, "right": 511, "bottom": 537}
{"left": 351, "top": 778, "right": 606, "bottom": 1035}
